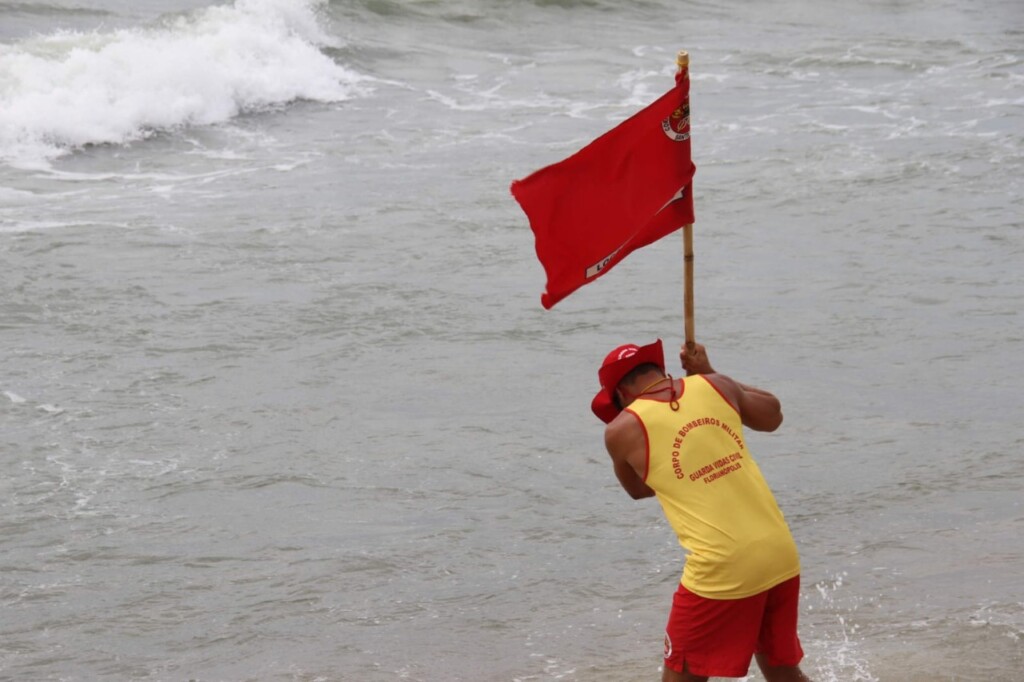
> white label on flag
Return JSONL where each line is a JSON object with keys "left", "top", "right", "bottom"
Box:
{"left": 585, "top": 246, "right": 623, "bottom": 280}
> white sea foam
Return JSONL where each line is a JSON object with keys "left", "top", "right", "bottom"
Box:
{"left": 0, "top": 0, "right": 371, "bottom": 166}
{"left": 0, "top": 219, "right": 91, "bottom": 233}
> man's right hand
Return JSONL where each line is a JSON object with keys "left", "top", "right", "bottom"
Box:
{"left": 681, "top": 342, "right": 715, "bottom": 376}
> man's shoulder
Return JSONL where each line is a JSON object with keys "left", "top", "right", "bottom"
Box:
{"left": 694, "top": 372, "right": 738, "bottom": 396}
{"left": 605, "top": 409, "right": 643, "bottom": 443}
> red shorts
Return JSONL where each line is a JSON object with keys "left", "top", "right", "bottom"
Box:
{"left": 663, "top": 575, "right": 804, "bottom": 677}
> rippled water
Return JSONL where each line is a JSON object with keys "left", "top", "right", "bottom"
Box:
{"left": 1, "top": 0, "right": 1022, "bottom": 680}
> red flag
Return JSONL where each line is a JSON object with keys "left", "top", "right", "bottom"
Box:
{"left": 511, "top": 71, "right": 695, "bottom": 309}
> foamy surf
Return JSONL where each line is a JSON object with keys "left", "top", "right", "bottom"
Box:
{"left": 0, "top": 0, "right": 371, "bottom": 167}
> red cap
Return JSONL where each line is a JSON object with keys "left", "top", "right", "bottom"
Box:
{"left": 591, "top": 339, "right": 665, "bottom": 423}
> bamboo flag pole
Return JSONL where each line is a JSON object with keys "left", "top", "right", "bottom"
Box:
{"left": 677, "top": 50, "right": 696, "bottom": 353}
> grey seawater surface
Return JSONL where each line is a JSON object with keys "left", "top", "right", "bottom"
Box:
{"left": 1, "top": 0, "right": 1022, "bottom": 680}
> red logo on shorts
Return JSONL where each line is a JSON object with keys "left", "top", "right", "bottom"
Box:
{"left": 664, "top": 633, "right": 673, "bottom": 659}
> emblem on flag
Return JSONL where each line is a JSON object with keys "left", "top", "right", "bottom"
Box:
{"left": 662, "top": 104, "right": 690, "bottom": 141}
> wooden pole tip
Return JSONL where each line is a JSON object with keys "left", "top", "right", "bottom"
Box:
{"left": 676, "top": 50, "right": 689, "bottom": 69}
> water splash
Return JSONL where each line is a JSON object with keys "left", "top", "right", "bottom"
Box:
{"left": 805, "top": 572, "right": 878, "bottom": 682}
{"left": 0, "top": 0, "right": 372, "bottom": 166}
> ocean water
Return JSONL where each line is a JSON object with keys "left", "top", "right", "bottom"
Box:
{"left": 1, "top": 0, "right": 1022, "bottom": 680}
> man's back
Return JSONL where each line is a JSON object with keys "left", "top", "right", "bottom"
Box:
{"left": 629, "top": 375, "right": 800, "bottom": 598}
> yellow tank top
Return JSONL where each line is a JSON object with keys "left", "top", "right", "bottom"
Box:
{"left": 627, "top": 375, "right": 800, "bottom": 598}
